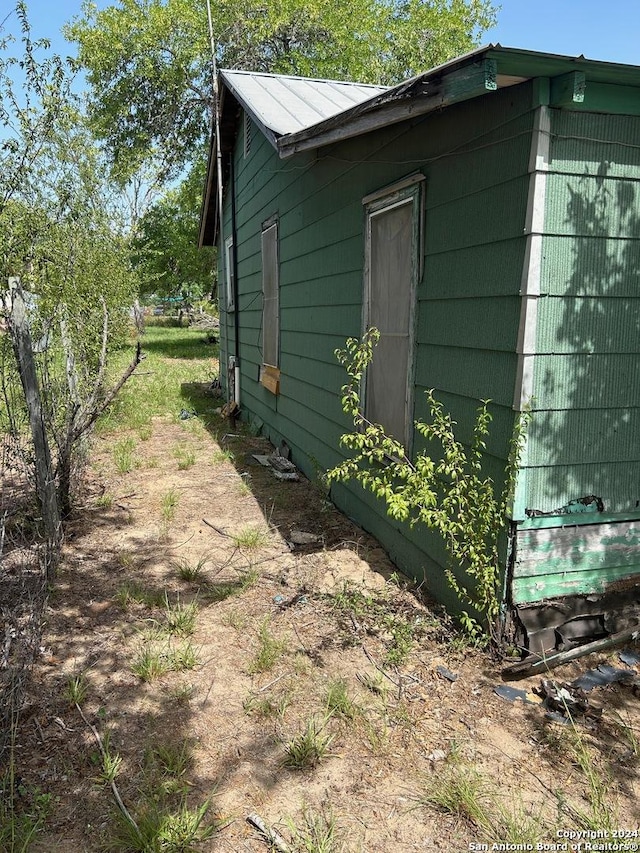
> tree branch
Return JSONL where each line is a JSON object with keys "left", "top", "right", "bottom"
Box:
{"left": 72, "top": 342, "right": 143, "bottom": 442}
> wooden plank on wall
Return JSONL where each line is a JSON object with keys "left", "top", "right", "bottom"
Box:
{"left": 260, "top": 365, "right": 280, "bottom": 395}
{"left": 442, "top": 59, "right": 498, "bottom": 102}
{"left": 512, "top": 518, "right": 640, "bottom": 602}
{"left": 512, "top": 562, "right": 639, "bottom": 601}
{"left": 516, "top": 519, "right": 640, "bottom": 574}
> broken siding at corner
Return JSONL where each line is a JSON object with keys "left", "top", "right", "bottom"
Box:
{"left": 512, "top": 516, "right": 640, "bottom": 602}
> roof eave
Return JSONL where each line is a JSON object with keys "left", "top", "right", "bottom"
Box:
{"left": 277, "top": 43, "right": 640, "bottom": 158}
{"left": 277, "top": 44, "right": 498, "bottom": 158}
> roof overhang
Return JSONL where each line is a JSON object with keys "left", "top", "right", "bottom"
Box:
{"left": 198, "top": 71, "right": 386, "bottom": 247}
{"left": 277, "top": 44, "right": 640, "bottom": 158}
{"left": 200, "top": 45, "right": 640, "bottom": 246}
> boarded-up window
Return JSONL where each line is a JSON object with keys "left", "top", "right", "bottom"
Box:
{"left": 364, "top": 179, "right": 422, "bottom": 447}
{"left": 261, "top": 219, "right": 279, "bottom": 370}
{"left": 224, "top": 235, "right": 235, "bottom": 311}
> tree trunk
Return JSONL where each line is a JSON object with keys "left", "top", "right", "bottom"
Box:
{"left": 7, "top": 281, "right": 62, "bottom": 579}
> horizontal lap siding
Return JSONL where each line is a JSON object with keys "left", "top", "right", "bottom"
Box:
{"left": 221, "top": 86, "right": 534, "bottom": 608}
{"left": 520, "top": 109, "right": 640, "bottom": 517}
{"left": 414, "top": 92, "right": 532, "bottom": 573}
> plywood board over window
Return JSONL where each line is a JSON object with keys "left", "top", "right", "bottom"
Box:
{"left": 363, "top": 175, "right": 424, "bottom": 448}
{"left": 261, "top": 216, "right": 280, "bottom": 393}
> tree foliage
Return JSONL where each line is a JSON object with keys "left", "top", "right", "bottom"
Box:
{"left": 67, "top": 0, "right": 498, "bottom": 184}
{"left": 0, "top": 1, "right": 68, "bottom": 213}
{"left": 1, "top": 4, "right": 139, "bottom": 520}
{"left": 131, "top": 158, "right": 215, "bottom": 301}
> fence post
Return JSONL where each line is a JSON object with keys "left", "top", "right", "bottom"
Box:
{"left": 6, "top": 279, "right": 61, "bottom": 579}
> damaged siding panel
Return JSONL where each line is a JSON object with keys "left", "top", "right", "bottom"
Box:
{"left": 512, "top": 519, "right": 640, "bottom": 603}
{"left": 513, "top": 564, "right": 640, "bottom": 601}
{"left": 522, "top": 462, "right": 640, "bottom": 516}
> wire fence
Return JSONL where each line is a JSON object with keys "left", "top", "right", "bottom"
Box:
{"left": 0, "top": 384, "right": 51, "bottom": 767}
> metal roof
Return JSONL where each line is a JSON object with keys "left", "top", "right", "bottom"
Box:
{"left": 220, "top": 69, "right": 387, "bottom": 143}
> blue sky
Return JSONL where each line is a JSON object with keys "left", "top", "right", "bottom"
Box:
{"left": 485, "top": 0, "right": 640, "bottom": 64}
{"left": 8, "top": 0, "right": 640, "bottom": 68}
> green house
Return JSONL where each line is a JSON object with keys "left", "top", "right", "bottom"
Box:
{"left": 199, "top": 46, "right": 640, "bottom": 653}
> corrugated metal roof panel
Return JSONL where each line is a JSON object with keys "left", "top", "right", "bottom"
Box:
{"left": 220, "top": 70, "right": 388, "bottom": 137}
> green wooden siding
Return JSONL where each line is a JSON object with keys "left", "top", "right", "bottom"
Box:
{"left": 212, "top": 64, "right": 640, "bottom": 620}
{"left": 218, "top": 84, "right": 534, "bottom": 613}
{"left": 517, "top": 108, "right": 640, "bottom": 520}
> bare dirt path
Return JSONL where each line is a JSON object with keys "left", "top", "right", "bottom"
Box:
{"left": 18, "top": 401, "right": 640, "bottom": 852}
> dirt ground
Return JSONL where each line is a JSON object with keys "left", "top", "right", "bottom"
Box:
{"left": 12, "top": 393, "right": 640, "bottom": 851}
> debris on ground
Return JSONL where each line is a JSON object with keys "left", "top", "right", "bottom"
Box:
{"left": 493, "top": 684, "right": 541, "bottom": 705}
{"left": 252, "top": 451, "right": 300, "bottom": 481}
{"left": 572, "top": 663, "right": 636, "bottom": 692}
{"left": 436, "top": 665, "right": 458, "bottom": 683}
{"left": 619, "top": 647, "right": 640, "bottom": 666}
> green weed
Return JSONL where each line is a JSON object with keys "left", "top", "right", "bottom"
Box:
{"left": 114, "top": 580, "right": 165, "bottom": 609}
{"left": 247, "top": 619, "right": 288, "bottom": 674}
{"left": 106, "top": 798, "right": 218, "bottom": 853}
{"left": 284, "top": 716, "right": 335, "bottom": 770}
{"left": 0, "top": 771, "right": 51, "bottom": 851}
{"left": 569, "top": 728, "right": 618, "bottom": 832}
{"left": 220, "top": 609, "right": 249, "bottom": 630}
{"left": 99, "top": 730, "right": 123, "bottom": 785}
{"left": 131, "top": 644, "right": 172, "bottom": 681}
{"left": 64, "top": 672, "right": 89, "bottom": 706}
{"left": 384, "top": 617, "right": 415, "bottom": 666}
{"left": 146, "top": 739, "right": 193, "bottom": 796}
{"left": 212, "top": 448, "right": 234, "bottom": 464}
{"left": 325, "top": 679, "right": 358, "bottom": 721}
{"left": 170, "top": 642, "right": 199, "bottom": 672}
{"left": 285, "top": 806, "right": 339, "bottom": 853}
{"left": 327, "top": 328, "right": 530, "bottom": 641}
{"left": 204, "top": 568, "right": 258, "bottom": 603}
{"left": 609, "top": 710, "right": 640, "bottom": 758}
{"left": 356, "top": 670, "right": 387, "bottom": 698}
{"left": 169, "top": 683, "right": 196, "bottom": 703}
{"left": 422, "top": 762, "right": 492, "bottom": 832}
{"left": 243, "top": 692, "right": 290, "bottom": 720}
{"left": 163, "top": 594, "right": 198, "bottom": 637}
{"left": 113, "top": 436, "right": 138, "bottom": 474}
{"left": 173, "top": 445, "right": 196, "bottom": 470}
{"left": 172, "top": 556, "right": 209, "bottom": 583}
{"left": 231, "top": 525, "right": 270, "bottom": 549}
{"left": 160, "top": 489, "right": 179, "bottom": 523}
{"left": 131, "top": 637, "right": 198, "bottom": 681}
{"left": 422, "top": 757, "right": 550, "bottom": 843}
